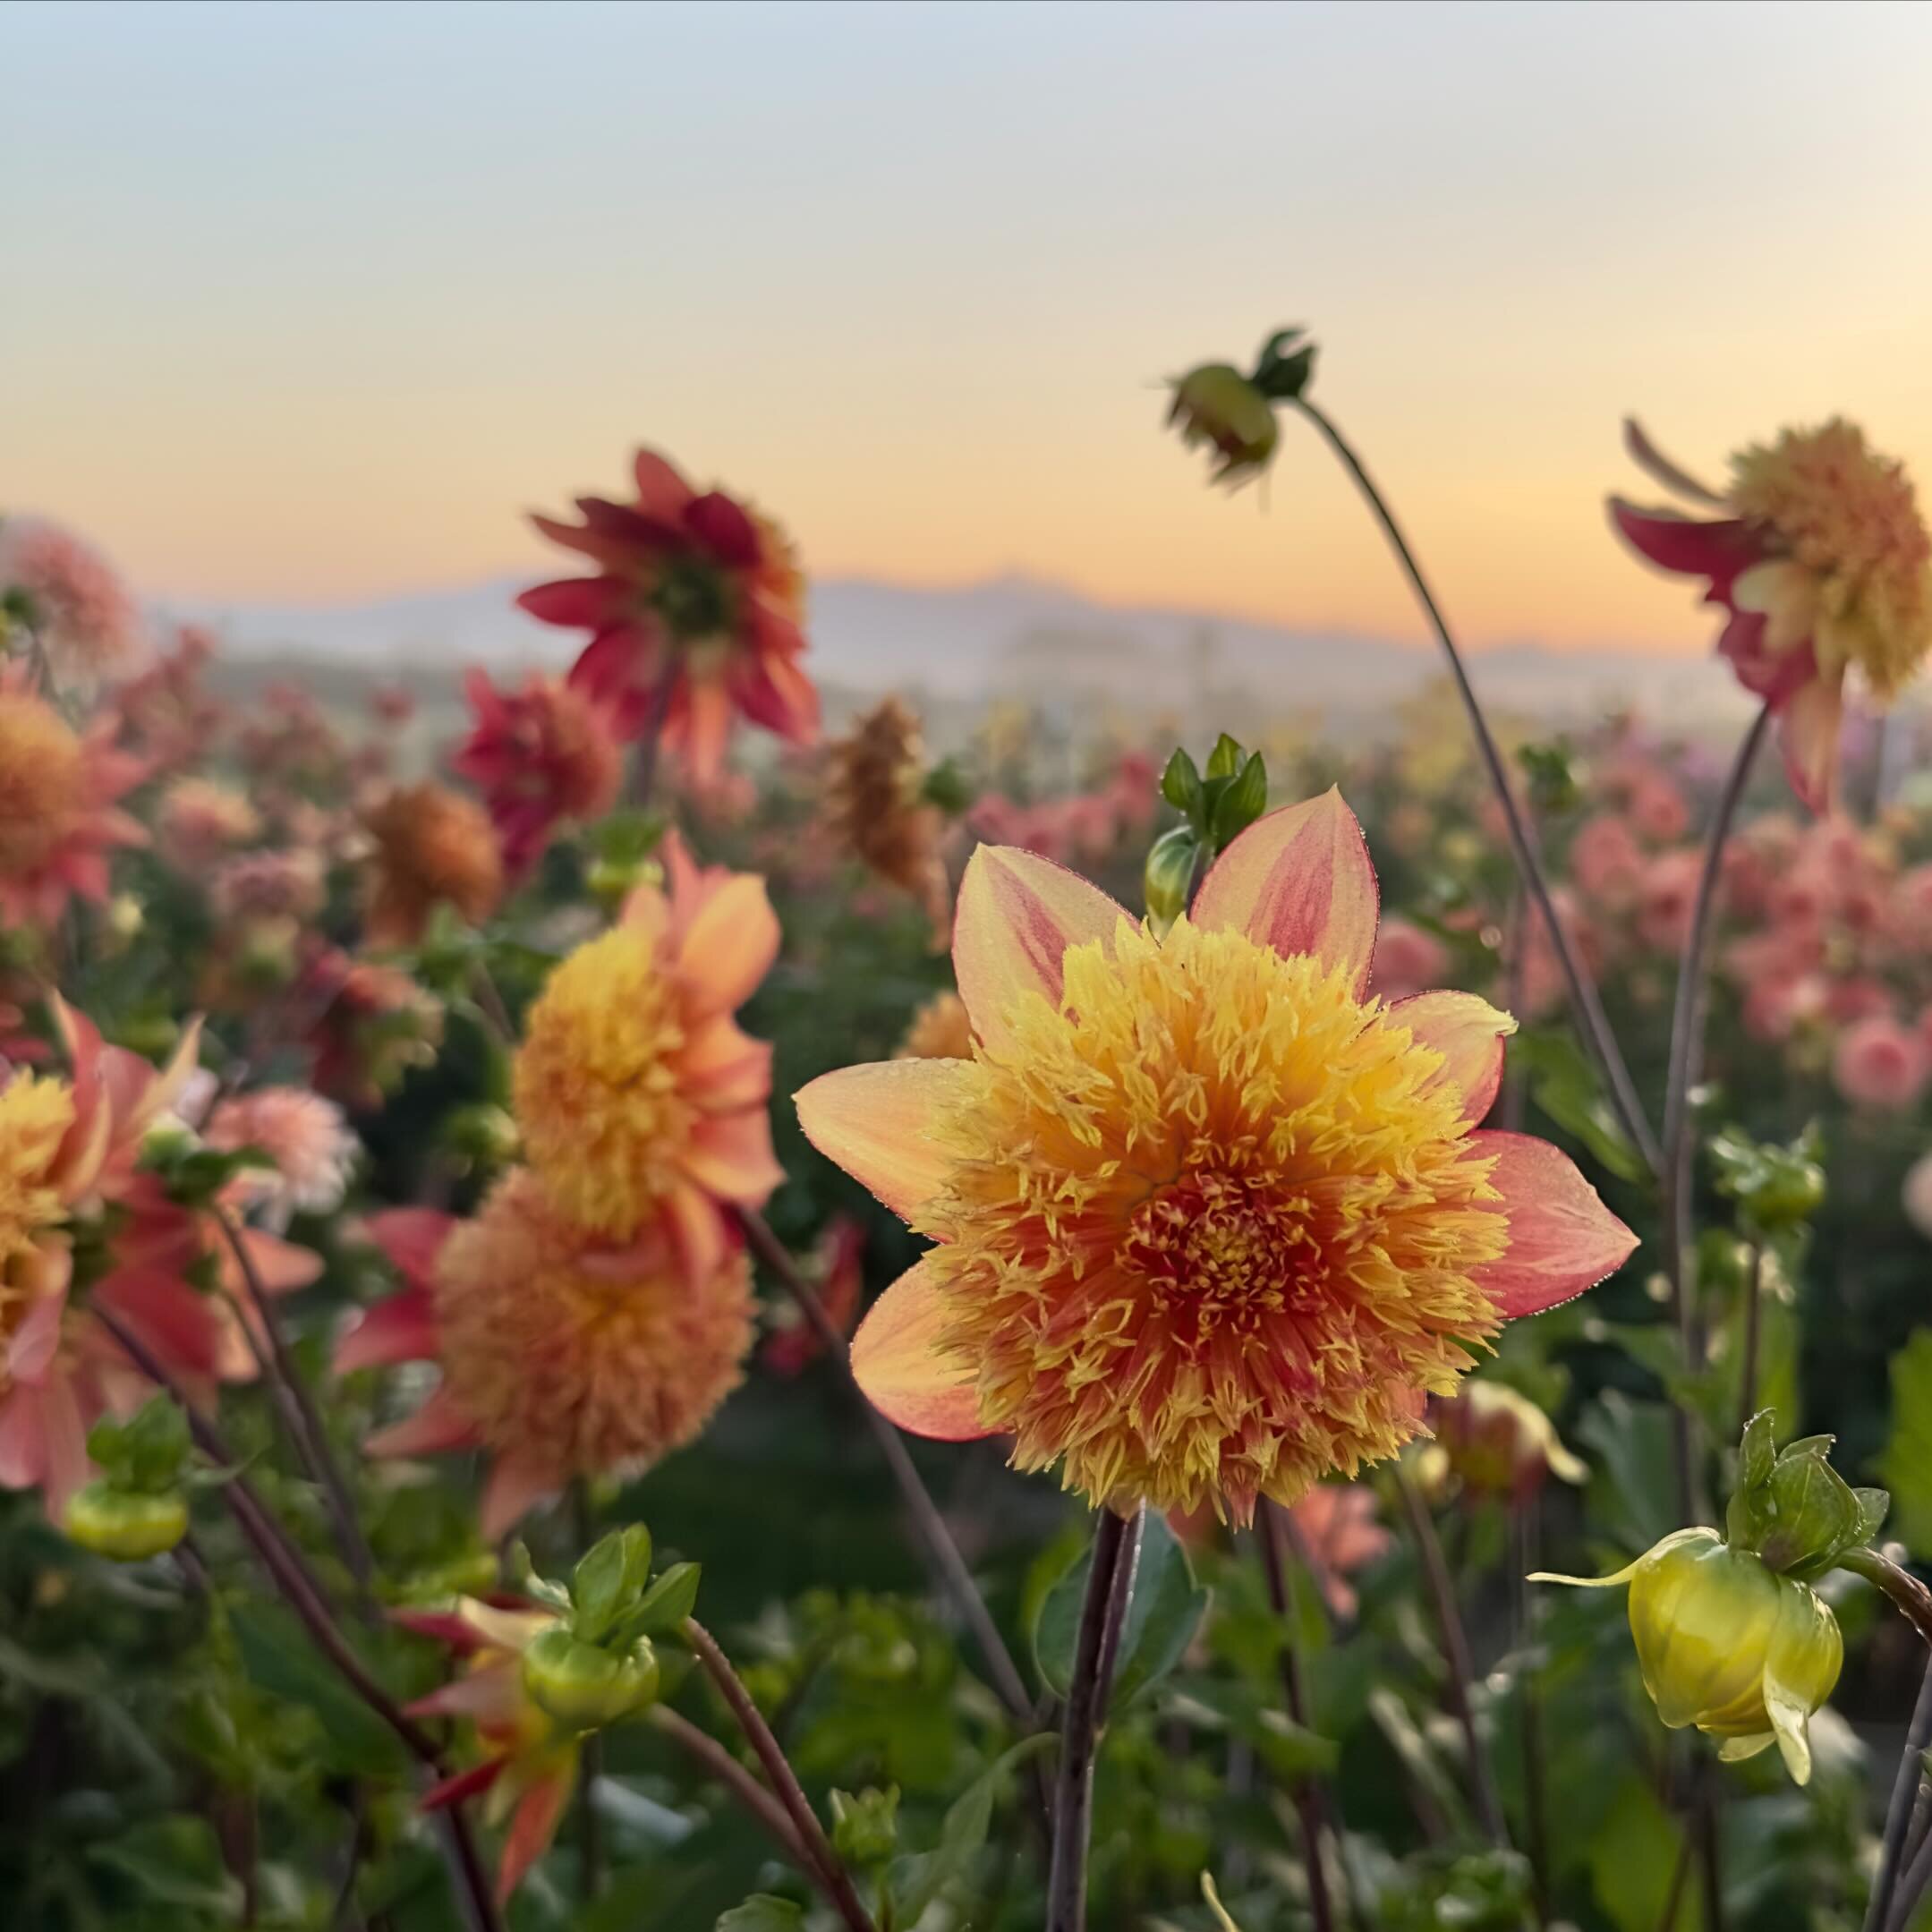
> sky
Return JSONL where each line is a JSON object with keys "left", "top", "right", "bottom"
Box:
{"left": 4, "top": 0, "right": 1931, "bottom": 658}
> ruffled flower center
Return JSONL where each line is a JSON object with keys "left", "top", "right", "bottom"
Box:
{"left": 0, "top": 695, "right": 85, "bottom": 872}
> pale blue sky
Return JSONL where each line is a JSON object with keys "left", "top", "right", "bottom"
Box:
{"left": 4, "top": 0, "right": 1930, "bottom": 652}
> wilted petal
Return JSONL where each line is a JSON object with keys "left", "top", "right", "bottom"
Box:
{"left": 850, "top": 1257, "right": 992, "bottom": 1441}
{"left": 1471, "top": 1131, "right": 1638, "bottom": 1316}
{"left": 952, "top": 844, "right": 1125, "bottom": 1053}
{"left": 1192, "top": 789, "right": 1378, "bottom": 993}
{"left": 1390, "top": 990, "right": 1515, "bottom": 1124}
{"left": 795, "top": 1059, "right": 974, "bottom": 1219}
{"left": 1607, "top": 500, "right": 1762, "bottom": 586}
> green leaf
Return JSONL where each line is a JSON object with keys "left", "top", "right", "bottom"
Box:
{"left": 629, "top": 1561, "right": 702, "bottom": 1639}
{"left": 716, "top": 1898, "right": 805, "bottom": 1931}
{"left": 1208, "top": 752, "right": 1268, "bottom": 851}
{"left": 1853, "top": 1487, "right": 1891, "bottom": 1545}
{"left": 89, "top": 1816, "right": 243, "bottom": 1915}
{"left": 888, "top": 1733, "right": 1054, "bottom": 1922}
{"left": 574, "top": 1525, "right": 651, "bottom": 1645}
{"left": 87, "top": 1395, "right": 190, "bottom": 1494}
{"left": 229, "top": 1604, "right": 411, "bottom": 1779}
{"left": 1160, "top": 747, "right": 1203, "bottom": 816}
{"left": 1881, "top": 1332, "right": 1932, "bottom": 1556}
{"left": 1509, "top": 1030, "right": 1644, "bottom": 1184}
{"left": 1204, "top": 733, "right": 1246, "bottom": 781}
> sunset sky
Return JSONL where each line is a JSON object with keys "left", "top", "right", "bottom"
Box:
{"left": 4, "top": 0, "right": 1930, "bottom": 658}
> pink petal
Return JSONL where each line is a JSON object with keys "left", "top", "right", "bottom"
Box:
{"left": 676, "top": 873, "right": 779, "bottom": 1018}
{"left": 1388, "top": 990, "right": 1515, "bottom": 1125}
{"left": 631, "top": 448, "right": 695, "bottom": 520}
{"left": 7, "top": 1289, "right": 67, "bottom": 1384}
{"left": 952, "top": 844, "right": 1126, "bottom": 1054}
{"left": 795, "top": 1059, "right": 974, "bottom": 1220}
{"left": 515, "top": 578, "right": 616, "bottom": 629}
{"left": 232, "top": 1230, "right": 323, "bottom": 1296}
{"left": 421, "top": 1756, "right": 509, "bottom": 1811}
{"left": 1607, "top": 500, "right": 1761, "bottom": 588}
{"left": 0, "top": 1387, "right": 46, "bottom": 1490}
{"left": 661, "top": 1182, "right": 727, "bottom": 1290}
{"left": 1779, "top": 670, "right": 1844, "bottom": 814}
{"left": 498, "top": 1763, "right": 575, "bottom": 1902}
{"left": 684, "top": 489, "right": 760, "bottom": 567}
{"left": 1191, "top": 788, "right": 1378, "bottom": 994}
{"left": 365, "top": 1207, "right": 456, "bottom": 1290}
{"left": 480, "top": 1452, "right": 560, "bottom": 1542}
{"left": 849, "top": 1257, "right": 993, "bottom": 1442}
{"left": 679, "top": 1111, "right": 784, "bottom": 1204}
{"left": 366, "top": 1386, "right": 481, "bottom": 1459}
{"left": 1470, "top": 1130, "right": 1638, "bottom": 1316}
{"left": 334, "top": 1287, "right": 439, "bottom": 1373}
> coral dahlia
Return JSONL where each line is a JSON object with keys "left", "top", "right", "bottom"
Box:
{"left": 362, "top": 782, "right": 505, "bottom": 947}
{"left": 796, "top": 791, "right": 1637, "bottom": 1520}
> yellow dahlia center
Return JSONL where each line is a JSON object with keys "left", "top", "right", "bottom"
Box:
{"left": 512, "top": 926, "right": 691, "bottom": 1239}
{"left": 1730, "top": 420, "right": 1932, "bottom": 698}
{"left": 0, "top": 696, "right": 86, "bottom": 872}
{"left": 917, "top": 917, "right": 1506, "bottom": 1519}
{"left": 0, "top": 1072, "right": 78, "bottom": 1388}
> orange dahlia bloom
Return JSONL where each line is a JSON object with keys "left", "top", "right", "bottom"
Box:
{"left": 898, "top": 990, "right": 975, "bottom": 1061}
{"left": 362, "top": 782, "right": 505, "bottom": 947}
{"left": 452, "top": 669, "right": 623, "bottom": 879}
{"left": 518, "top": 449, "right": 818, "bottom": 781}
{"left": 0, "top": 670, "right": 147, "bottom": 929}
{"left": 336, "top": 1174, "right": 754, "bottom": 1537}
{"left": 796, "top": 791, "right": 1638, "bottom": 1521}
{"left": 510, "top": 836, "right": 781, "bottom": 1275}
{"left": 824, "top": 697, "right": 950, "bottom": 937}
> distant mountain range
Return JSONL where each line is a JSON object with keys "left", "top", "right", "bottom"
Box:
{"left": 163, "top": 570, "right": 1766, "bottom": 732}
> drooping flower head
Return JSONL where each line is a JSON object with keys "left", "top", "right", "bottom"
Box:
{"left": 797, "top": 792, "right": 1637, "bottom": 1521}
{"left": 361, "top": 781, "right": 505, "bottom": 948}
{"left": 338, "top": 1174, "right": 754, "bottom": 1536}
{"left": 518, "top": 449, "right": 818, "bottom": 781}
{"left": 452, "top": 668, "right": 623, "bottom": 879}
{"left": 511, "top": 836, "right": 781, "bottom": 1274}
{"left": 1613, "top": 418, "right": 1932, "bottom": 809}
{"left": 824, "top": 696, "right": 951, "bottom": 937}
{"left": 1415, "top": 1379, "right": 1587, "bottom": 1505}
{"left": 0, "top": 669, "right": 147, "bottom": 929}
{"left": 0, "top": 515, "right": 148, "bottom": 680}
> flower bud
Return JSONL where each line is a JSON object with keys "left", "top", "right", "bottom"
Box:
{"left": 64, "top": 1481, "right": 189, "bottom": 1562}
{"left": 1167, "top": 365, "right": 1279, "bottom": 487}
{"left": 1536, "top": 1528, "right": 1842, "bottom": 1783}
{"left": 1145, "top": 825, "right": 1201, "bottom": 938}
{"left": 520, "top": 1627, "right": 660, "bottom": 1732}
{"left": 1423, "top": 1382, "right": 1586, "bottom": 1505}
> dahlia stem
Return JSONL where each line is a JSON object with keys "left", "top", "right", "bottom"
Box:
{"left": 89, "top": 1305, "right": 504, "bottom": 1932}
{"left": 1864, "top": 1656, "right": 1932, "bottom": 1932}
{"left": 1045, "top": 1505, "right": 1144, "bottom": 1932}
{"left": 1659, "top": 702, "right": 1772, "bottom": 1524}
{"left": 1290, "top": 395, "right": 1660, "bottom": 1179}
{"left": 1841, "top": 1549, "right": 1932, "bottom": 1652}
{"left": 645, "top": 1704, "right": 814, "bottom": 1874}
{"left": 1257, "top": 1502, "right": 1339, "bottom": 1932}
{"left": 1734, "top": 1240, "right": 1766, "bottom": 1444}
{"left": 683, "top": 1617, "right": 877, "bottom": 1932}
{"left": 215, "top": 1207, "right": 378, "bottom": 1611}
{"left": 734, "top": 1205, "right": 1035, "bottom": 1725}
{"left": 1395, "top": 1468, "right": 1506, "bottom": 1847}
{"left": 1513, "top": 1508, "right": 1552, "bottom": 1925}
{"left": 629, "top": 668, "right": 677, "bottom": 809}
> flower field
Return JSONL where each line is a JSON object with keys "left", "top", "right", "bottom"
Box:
{"left": 5, "top": 340, "right": 1932, "bottom": 1932}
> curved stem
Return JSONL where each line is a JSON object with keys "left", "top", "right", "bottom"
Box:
{"left": 1659, "top": 702, "right": 1772, "bottom": 1522}
{"left": 1842, "top": 1549, "right": 1932, "bottom": 1651}
{"left": 735, "top": 1205, "right": 1034, "bottom": 1725}
{"left": 1866, "top": 1658, "right": 1932, "bottom": 1932}
{"left": 645, "top": 1704, "right": 813, "bottom": 1873}
{"left": 684, "top": 1618, "right": 876, "bottom": 1932}
{"left": 1046, "top": 1507, "right": 1144, "bottom": 1932}
{"left": 1396, "top": 1468, "right": 1506, "bottom": 1847}
{"left": 1257, "top": 1502, "right": 1338, "bottom": 1932}
{"left": 1291, "top": 396, "right": 1660, "bottom": 1178}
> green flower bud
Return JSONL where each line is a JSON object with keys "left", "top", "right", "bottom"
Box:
{"left": 1167, "top": 365, "right": 1279, "bottom": 487}
{"left": 830, "top": 1784, "right": 900, "bottom": 1867}
{"left": 1145, "top": 826, "right": 1201, "bottom": 938}
{"left": 64, "top": 1481, "right": 189, "bottom": 1562}
{"left": 1536, "top": 1528, "right": 1843, "bottom": 1783}
{"left": 520, "top": 1627, "right": 660, "bottom": 1732}
{"left": 586, "top": 855, "right": 652, "bottom": 910}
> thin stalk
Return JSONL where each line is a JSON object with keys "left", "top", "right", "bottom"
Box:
{"left": 1865, "top": 1659, "right": 1932, "bottom": 1932}
{"left": 1888, "top": 1829, "right": 1932, "bottom": 1932}
{"left": 1653, "top": 1834, "right": 1692, "bottom": 1932}
{"left": 1396, "top": 1468, "right": 1506, "bottom": 1847}
{"left": 645, "top": 1704, "right": 814, "bottom": 1872}
{"left": 1257, "top": 1502, "right": 1338, "bottom": 1932}
{"left": 215, "top": 1208, "right": 377, "bottom": 1608}
{"left": 568, "top": 1480, "right": 604, "bottom": 1903}
{"left": 1734, "top": 1241, "right": 1766, "bottom": 1443}
{"left": 629, "top": 668, "right": 677, "bottom": 808}
{"left": 1841, "top": 1549, "right": 1932, "bottom": 1652}
{"left": 735, "top": 1205, "right": 1034, "bottom": 1725}
{"left": 684, "top": 1618, "right": 876, "bottom": 1932}
{"left": 1291, "top": 396, "right": 1659, "bottom": 1178}
{"left": 1046, "top": 1507, "right": 1144, "bottom": 1932}
{"left": 1513, "top": 1510, "right": 1551, "bottom": 1924}
{"left": 90, "top": 1306, "right": 503, "bottom": 1932}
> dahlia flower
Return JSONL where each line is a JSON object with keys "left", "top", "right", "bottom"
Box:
{"left": 0, "top": 515, "right": 148, "bottom": 680}
{"left": 155, "top": 776, "right": 260, "bottom": 872}
{"left": 337, "top": 1174, "right": 754, "bottom": 1536}
{"left": 796, "top": 790, "right": 1638, "bottom": 1520}
{"left": 898, "top": 990, "right": 974, "bottom": 1062}
{"left": 1831, "top": 1014, "right": 1928, "bottom": 1111}
{"left": 511, "top": 836, "right": 781, "bottom": 1272}
{"left": 0, "top": 669, "right": 147, "bottom": 929}
{"left": 518, "top": 449, "right": 818, "bottom": 781}
{"left": 362, "top": 783, "right": 505, "bottom": 948}
{"left": 203, "top": 1085, "right": 358, "bottom": 1218}
{"left": 823, "top": 697, "right": 950, "bottom": 936}
{"left": 1613, "top": 418, "right": 1932, "bottom": 810}
{"left": 1287, "top": 1481, "right": 1392, "bottom": 1620}
{"left": 299, "top": 947, "right": 445, "bottom": 1110}
{"left": 452, "top": 669, "right": 622, "bottom": 878}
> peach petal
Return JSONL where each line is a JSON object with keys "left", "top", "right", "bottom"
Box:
{"left": 7, "top": 1289, "right": 66, "bottom": 1384}
{"left": 677, "top": 872, "right": 780, "bottom": 1017}
{"left": 366, "top": 1207, "right": 457, "bottom": 1290}
{"left": 677, "top": 1014, "right": 773, "bottom": 1111}
{"left": 481, "top": 1451, "right": 561, "bottom": 1542}
{"left": 952, "top": 844, "right": 1125, "bottom": 1052}
{"left": 1389, "top": 990, "right": 1516, "bottom": 1124}
{"left": 1471, "top": 1130, "right": 1638, "bottom": 1316}
{"left": 849, "top": 1257, "right": 993, "bottom": 1442}
{"left": 499, "top": 1764, "right": 575, "bottom": 1902}
{"left": 679, "top": 1111, "right": 784, "bottom": 1204}
{"left": 366, "top": 1386, "right": 482, "bottom": 1459}
{"left": 1192, "top": 788, "right": 1378, "bottom": 993}
{"left": 231, "top": 1230, "right": 324, "bottom": 1297}
{"left": 1780, "top": 670, "right": 1844, "bottom": 814}
{"left": 795, "top": 1058, "right": 974, "bottom": 1219}
{"left": 661, "top": 1182, "right": 728, "bottom": 1289}
{"left": 334, "top": 1287, "right": 439, "bottom": 1374}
